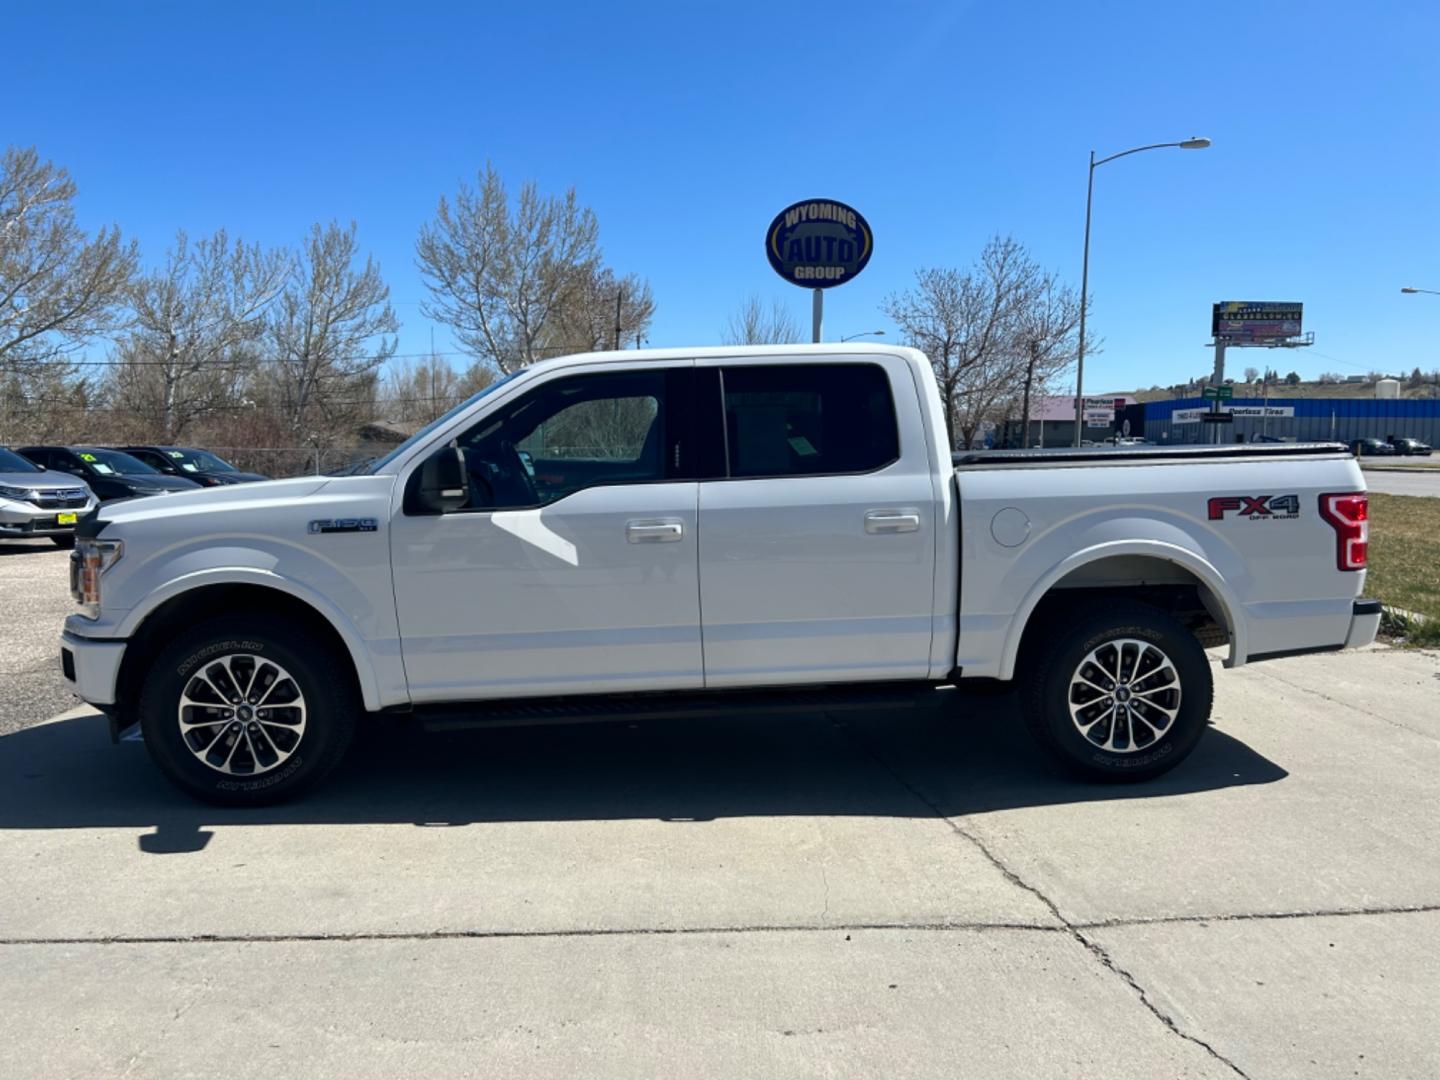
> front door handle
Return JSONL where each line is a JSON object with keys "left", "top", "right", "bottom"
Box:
{"left": 626, "top": 519, "right": 684, "bottom": 543}
{"left": 864, "top": 509, "right": 921, "bottom": 534}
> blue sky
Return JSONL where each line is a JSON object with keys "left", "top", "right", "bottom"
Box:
{"left": 10, "top": 0, "right": 1438, "bottom": 391}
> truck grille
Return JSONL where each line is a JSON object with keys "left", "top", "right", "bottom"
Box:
{"left": 33, "top": 488, "right": 88, "bottom": 509}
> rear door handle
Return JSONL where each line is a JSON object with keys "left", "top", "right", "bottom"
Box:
{"left": 864, "top": 509, "right": 921, "bottom": 534}
{"left": 626, "top": 519, "right": 684, "bottom": 543}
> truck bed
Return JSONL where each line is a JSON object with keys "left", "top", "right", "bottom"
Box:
{"left": 953, "top": 442, "right": 1351, "bottom": 467}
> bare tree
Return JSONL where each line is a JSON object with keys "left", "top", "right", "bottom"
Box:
{"left": 721, "top": 294, "right": 802, "bottom": 345}
{"left": 382, "top": 353, "right": 465, "bottom": 425}
{"left": 885, "top": 237, "right": 1092, "bottom": 449}
{"left": 543, "top": 266, "right": 655, "bottom": 353}
{"left": 416, "top": 164, "right": 599, "bottom": 373}
{"left": 266, "top": 221, "right": 397, "bottom": 444}
{"left": 111, "top": 229, "right": 288, "bottom": 439}
{"left": 883, "top": 237, "right": 1044, "bottom": 447}
{"left": 1013, "top": 273, "right": 1085, "bottom": 447}
{"left": 1, "top": 146, "right": 137, "bottom": 369}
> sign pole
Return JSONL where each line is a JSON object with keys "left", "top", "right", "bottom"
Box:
{"left": 1210, "top": 339, "right": 1226, "bottom": 444}
{"left": 811, "top": 288, "right": 823, "bottom": 343}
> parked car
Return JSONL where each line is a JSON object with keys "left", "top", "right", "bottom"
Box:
{"left": 119, "top": 446, "right": 268, "bottom": 486}
{"left": 1350, "top": 438, "right": 1395, "bottom": 457}
{"left": 18, "top": 446, "right": 203, "bottom": 502}
{"left": 1386, "top": 436, "right": 1433, "bottom": 456}
{"left": 59, "top": 344, "right": 1379, "bottom": 806}
{"left": 0, "top": 446, "right": 98, "bottom": 548}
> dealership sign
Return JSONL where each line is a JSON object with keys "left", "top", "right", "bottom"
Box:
{"left": 1174, "top": 405, "right": 1295, "bottom": 423}
{"left": 766, "top": 199, "right": 873, "bottom": 289}
{"left": 1212, "top": 301, "right": 1303, "bottom": 345}
{"left": 1081, "top": 396, "right": 1116, "bottom": 426}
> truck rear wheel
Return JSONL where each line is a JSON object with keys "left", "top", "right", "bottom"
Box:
{"left": 1021, "top": 601, "right": 1213, "bottom": 782}
{"left": 138, "top": 616, "right": 358, "bottom": 805}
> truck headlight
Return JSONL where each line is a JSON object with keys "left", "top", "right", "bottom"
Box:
{"left": 71, "top": 538, "right": 123, "bottom": 619}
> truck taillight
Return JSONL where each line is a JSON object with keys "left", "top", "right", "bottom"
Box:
{"left": 1318, "top": 493, "right": 1368, "bottom": 571}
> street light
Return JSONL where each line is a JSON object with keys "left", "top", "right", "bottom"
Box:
{"left": 1401, "top": 287, "right": 1440, "bottom": 296}
{"left": 840, "top": 330, "right": 885, "bottom": 342}
{"left": 1073, "top": 136, "right": 1212, "bottom": 445}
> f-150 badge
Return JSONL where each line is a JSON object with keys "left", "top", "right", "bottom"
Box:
{"left": 308, "top": 518, "right": 378, "bottom": 534}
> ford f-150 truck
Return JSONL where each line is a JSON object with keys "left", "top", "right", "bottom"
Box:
{"left": 59, "top": 345, "right": 1378, "bottom": 804}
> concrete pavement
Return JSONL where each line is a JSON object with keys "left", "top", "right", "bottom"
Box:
{"left": 2, "top": 646, "right": 1438, "bottom": 1078}
{"left": 0, "top": 542, "right": 77, "bottom": 734}
{"left": 1360, "top": 462, "right": 1440, "bottom": 497}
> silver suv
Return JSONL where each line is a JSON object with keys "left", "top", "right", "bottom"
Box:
{"left": 0, "top": 446, "right": 97, "bottom": 549}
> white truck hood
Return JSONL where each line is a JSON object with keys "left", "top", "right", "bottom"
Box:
{"left": 91, "top": 476, "right": 336, "bottom": 531}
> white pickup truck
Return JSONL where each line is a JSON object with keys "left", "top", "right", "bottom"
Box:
{"left": 59, "top": 345, "right": 1379, "bottom": 804}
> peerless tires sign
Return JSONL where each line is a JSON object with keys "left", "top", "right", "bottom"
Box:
{"left": 766, "top": 198, "right": 873, "bottom": 289}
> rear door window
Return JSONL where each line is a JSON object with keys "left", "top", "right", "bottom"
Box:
{"left": 720, "top": 363, "right": 899, "bottom": 478}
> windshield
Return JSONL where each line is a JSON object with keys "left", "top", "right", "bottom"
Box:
{"left": 167, "top": 448, "right": 238, "bottom": 473}
{"left": 78, "top": 448, "right": 160, "bottom": 476}
{"left": 363, "top": 372, "right": 521, "bottom": 474}
{"left": 0, "top": 448, "right": 42, "bottom": 473}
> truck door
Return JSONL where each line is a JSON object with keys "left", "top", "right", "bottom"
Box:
{"left": 696, "top": 357, "right": 937, "bottom": 687}
{"left": 389, "top": 363, "right": 703, "bottom": 702}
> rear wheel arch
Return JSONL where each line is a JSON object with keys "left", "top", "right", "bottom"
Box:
{"left": 1005, "top": 548, "right": 1242, "bottom": 680}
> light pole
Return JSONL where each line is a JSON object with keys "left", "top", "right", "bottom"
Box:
{"left": 1401, "top": 287, "right": 1440, "bottom": 296}
{"left": 839, "top": 330, "right": 885, "bottom": 342}
{"left": 1073, "top": 137, "right": 1211, "bottom": 445}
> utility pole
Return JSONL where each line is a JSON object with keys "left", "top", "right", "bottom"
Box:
{"left": 1021, "top": 338, "right": 1038, "bottom": 449}
{"left": 614, "top": 285, "right": 624, "bottom": 351}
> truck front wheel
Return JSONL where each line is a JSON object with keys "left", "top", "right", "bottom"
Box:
{"left": 1021, "top": 601, "right": 1213, "bottom": 782}
{"left": 138, "top": 616, "right": 358, "bottom": 805}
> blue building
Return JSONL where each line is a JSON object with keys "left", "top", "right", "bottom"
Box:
{"left": 1137, "top": 396, "right": 1440, "bottom": 446}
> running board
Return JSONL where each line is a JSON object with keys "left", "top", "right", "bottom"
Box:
{"left": 416, "top": 682, "right": 937, "bottom": 732}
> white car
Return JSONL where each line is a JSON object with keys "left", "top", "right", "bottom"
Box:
{"left": 60, "top": 345, "right": 1378, "bottom": 804}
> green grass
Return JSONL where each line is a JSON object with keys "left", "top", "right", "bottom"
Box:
{"left": 1366, "top": 493, "right": 1440, "bottom": 647}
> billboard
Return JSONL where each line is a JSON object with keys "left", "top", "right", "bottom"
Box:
{"left": 1212, "top": 301, "right": 1303, "bottom": 345}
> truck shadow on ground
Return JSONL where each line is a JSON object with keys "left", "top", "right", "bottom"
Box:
{"left": 0, "top": 688, "right": 1287, "bottom": 854}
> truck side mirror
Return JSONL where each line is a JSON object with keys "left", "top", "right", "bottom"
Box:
{"left": 413, "top": 446, "right": 469, "bottom": 514}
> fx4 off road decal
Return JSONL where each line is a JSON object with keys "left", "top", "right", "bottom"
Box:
{"left": 308, "top": 518, "right": 378, "bottom": 534}
{"left": 1207, "top": 494, "right": 1300, "bottom": 521}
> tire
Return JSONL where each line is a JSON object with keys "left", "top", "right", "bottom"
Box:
{"left": 1020, "top": 601, "right": 1213, "bottom": 782}
{"left": 138, "top": 616, "right": 358, "bottom": 805}
{"left": 51, "top": 534, "right": 76, "bottom": 549}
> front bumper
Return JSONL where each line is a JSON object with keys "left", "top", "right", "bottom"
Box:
{"left": 59, "top": 630, "right": 126, "bottom": 706}
{"left": 0, "top": 499, "right": 93, "bottom": 536}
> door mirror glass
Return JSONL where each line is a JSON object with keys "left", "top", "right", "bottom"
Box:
{"left": 413, "top": 446, "right": 469, "bottom": 513}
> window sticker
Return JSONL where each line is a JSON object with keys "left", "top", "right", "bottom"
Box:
{"left": 167, "top": 451, "right": 185, "bottom": 459}
{"left": 181, "top": 463, "right": 199, "bottom": 472}
{"left": 787, "top": 435, "right": 818, "bottom": 457}
{"left": 79, "top": 453, "right": 98, "bottom": 461}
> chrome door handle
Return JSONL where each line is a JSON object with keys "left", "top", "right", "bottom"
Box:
{"left": 626, "top": 520, "right": 684, "bottom": 543}
{"left": 864, "top": 509, "right": 921, "bottom": 534}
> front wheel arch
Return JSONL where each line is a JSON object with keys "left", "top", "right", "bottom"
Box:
{"left": 114, "top": 583, "right": 367, "bottom": 729}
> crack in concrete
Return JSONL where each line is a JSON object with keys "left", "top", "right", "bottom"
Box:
{"left": 0, "top": 919, "right": 1064, "bottom": 949}
{"left": 4, "top": 902, "right": 1432, "bottom": 951}
{"left": 1075, "top": 902, "right": 1440, "bottom": 931}
{"left": 830, "top": 714, "right": 1256, "bottom": 1080}
{"left": 1243, "top": 661, "right": 1439, "bottom": 743}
